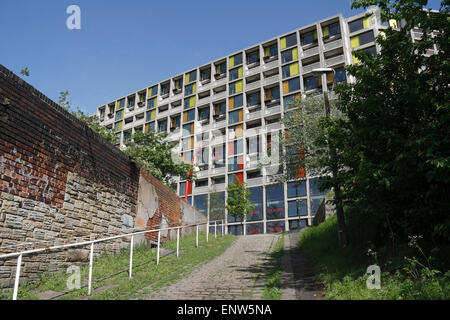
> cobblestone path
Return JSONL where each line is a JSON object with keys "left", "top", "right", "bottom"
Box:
{"left": 144, "top": 233, "right": 280, "bottom": 300}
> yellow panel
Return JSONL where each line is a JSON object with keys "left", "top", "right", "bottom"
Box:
{"left": 116, "top": 102, "right": 120, "bottom": 111}
{"left": 363, "top": 16, "right": 371, "bottom": 28}
{"left": 236, "top": 80, "right": 243, "bottom": 93}
{"left": 236, "top": 124, "right": 243, "bottom": 138}
{"left": 350, "top": 36, "right": 360, "bottom": 48}
{"left": 230, "top": 56, "right": 235, "bottom": 68}
{"left": 144, "top": 123, "right": 149, "bottom": 133}
{"left": 229, "top": 97, "right": 234, "bottom": 110}
{"left": 216, "top": 64, "right": 221, "bottom": 74}
{"left": 190, "top": 123, "right": 194, "bottom": 134}
{"left": 292, "top": 47, "right": 298, "bottom": 60}
{"left": 280, "top": 37, "right": 286, "bottom": 49}
{"left": 186, "top": 73, "right": 190, "bottom": 84}
{"left": 264, "top": 47, "right": 270, "bottom": 57}
{"left": 151, "top": 110, "right": 156, "bottom": 120}
{"left": 118, "top": 121, "right": 123, "bottom": 131}
{"left": 289, "top": 62, "right": 299, "bottom": 76}
{"left": 189, "top": 96, "right": 196, "bottom": 107}
{"left": 238, "top": 110, "right": 243, "bottom": 122}
{"left": 188, "top": 137, "right": 194, "bottom": 149}
{"left": 193, "top": 83, "right": 197, "bottom": 94}
{"left": 323, "top": 26, "right": 329, "bottom": 38}
{"left": 314, "top": 30, "right": 318, "bottom": 40}
{"left": 121, "top": 110, "right": 124, "bottom": 120}
{"left": 353, "top": 54, "right": 360, "bottom": 64}
{"left": 183, "top": 111, "right": 188, "bottom": 122}
{"left": 283, "top": 81, "right": 290, "bottom": 94}
{"left": 153, "top": 98, "right": 157, "bottom": 107}
{"left": 147, "top": 88, "right": 152, "bottom": 98}
{"left": 238, "top": 67, "right": 243, "bottom": 79}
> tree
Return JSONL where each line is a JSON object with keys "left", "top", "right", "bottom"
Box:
{"left": 226, "top": 175, "right": 255, "bottom": 222}
{"left": 124, "top": 131, "right": 193, "bottom": 190}
{"left": 335, "top": 0, "right": 450, "bottom": 246}
{"left": 20, "top": 67, "right": 29, "bottom": 77}
{"left": 282, "top": 94, "right": 350, "bottom": 247}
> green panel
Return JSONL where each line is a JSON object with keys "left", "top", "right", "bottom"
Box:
{"left": 186, "top": 73, "right": 190, "bottom": 84}
{"left": 189, "top": 96, "right": 196, "bottom": 107}
{"left": 238, "top": 67, "right": 243, "bottom": 79}
{"left": 292, "top": 47, "right": 298, "bottom": 60}
{"left": 314, "top": 30, "right": 318, "bottom": 40}
{"left": 230, "top": 56, "right": 235, "bottom": 68}
{"left": 193, "top": 83, "right": 197, "bottom": 94}
{"left": 323, "top": 26, "right": 329, "bottom": 37}
{"left": 236, "top": 80, "right": 243, "bottom": 93}
{"left": 350, "top": 36, "right": 360, "bottom": 48}
{"left": 216, "top": 64, "right": 221, "bottom": 74}
{"left": 151, "top": 110, "right": 156, "bottom": 120}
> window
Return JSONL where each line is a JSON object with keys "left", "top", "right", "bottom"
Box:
{"left": 209, "top": 192, "right": 225, "bottom": 220}
{"left": 213, "top": 144, "right": 226, "bottom": 168}
{"left": 174, "top": 78, "right": 183, "bottom": 91}
{"left": 304, "top": 76, "right": 321, "bottom": 91}
{"left": 185, "top": 83, "right": 196, "bottom": 96}
{"left": 266, "top": 221, "right": 285, "bottom": 233}
{"left": 281, "top": 47, "right": 298, "bottom": 64}
{"left": 127, "top": 96, "right": 135, "bottom": 108}
{"left": 301, "top": 30, "right": 318, "bottom": 46}
{"left": 309, "top": 178, "right": 329, "bottom": 197}
{"left": 247, "top": 223, "right": 263, "bottom": 235}
{"left": 183, "top": 150, "right": 194, "bottom": 162}
{"left": 228, "top": 172, "right": 243, "bottom": 184}
{"left": 280, "top": 33, "right": 297, "bottom": 49}
{"left": 199, "top": 148, "right": 209, "bottom": 170}
{"left": 198, "top": 107, "right": 210, "bottom": 121}
{"left": 247, "top": 171, "right": 262, "bottom": 179}
{"left": 335, "top": 67, "right": 347, "bottom": 83}
{"left": 229, "top": 109, "right": 243, "bottom": 125}
{"left": 353, "top": 45, "right": 377, "bottom": 64}
{"left": 147, "top": 97, "right": 157, "bottom": 110}
{"left": 283, "top": 77, "right": 301, "bottom": 94}
{"left": 183, "top": 109, "right": 195, "bottom": 122}
{"left": 114, "top": 121, "right": 122, "bottom": 132}
{"left": 138, "top": 92, "right": 146, "bottom": 103}
{"left": 265, "top": 86, "right": 280, "bottom": 102}
{"left": 148, "top": 86, "right": 158, "bottom": 97}
{"left": 247, "top": 136, "right": 260, "bottom": 154}
{"left": 170, "top": 115, "right": 181, "bottom": 130}
{"left": 213, "top": 177, "right": 225, "bottom": 184}
{"left": 179, "top": 181, "right": 192, "bottom": 196}
{"left": 215, "top": 61, "right": 227, "bottom": 75}
{"left": 247, "top": 51, "right": 259, "bottom": 65}
{"left": 184, "top": 96, "right": 196, "bottom": 109}
{"left": 182, "top": 137, "right": 194, "bottom": 151}
{"left": 282, "top": 62, "right": 300, "bottom": 79}
{"left": 229, "top": 53, "right": 243, "bottom": 67}
{"left": 228, "top": 94, "right": 243, "bottom": 110}
{"left": 229, "top": 124, "right": 243, "bottom": 139}
{"left": 123, "top": 130, "right": 132, "bottom": 143}
{"left": 200, "top": 68, "right": 211, "bottom": 81}
{"left": 146, "top": 110, "right": 156, "bottom": 122}
{"left": 287, "top": 181, "right": 307, "bottom": 198}
{"left": 350, "top": 30, "right": 375, "bottom": 48}
{"left": 228, "top": 139, "right": 243, "bottom": 156}
{"left": 323, "top": 22, "right": 341, "bottom": 38}
{"left": 229, "top": 80, "right": 243, "bottom": 95}
{"left": 99, "top": 108, "right": 105, "bottom": 119}
{"left": 194, "top": 194, "right": 208, "bottom": 215}
{"left": 115, "top": 110, "right": 123, "bottom": 121}
{"left": 158, "top": 119, "right": 167, "bottom": 132}
{"left": 289, "top": 219, "right": 308, "bottom": 230}
{"left": 288, "top": 199, "right": 307, "bottom": 217}
{"left": 145, "top": 121, "right": 155, "bottom": 133}
{"left": 183, "top": 123, "right": 194, "bottom": 136}
{"left": 348, "top": 16, "right": 373, "bottom": 33}
{"left": 117, "top": 99, "right": 125, "bottom": 110}
{"left": 185, "top": 70, "right": 197, "bottom": 83}
{"left": 264, "top": 43, "right": 278, "bottom": 58}
{"left": 214, "top": 101, "right": 226, "bottom": 117}
{"left": 247, "top": 91, "right": 261, "bottom": 106}
{"left": 229, "top": 67, "right": 243, "bottom": 81}
{"left": 266, "top": 184, "right": 285, "bottom": 220}
{"left": 228, "top": 225, "right": 243, "bottom": 236}
{"left": 161, "top": 83, "right": 170, "bottom": 96}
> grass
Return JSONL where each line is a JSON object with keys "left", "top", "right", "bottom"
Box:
{"left": 1, "top": 232, "right": 236, "bottom": 300}
{"left": 298, "top": 216, "right": 450, "bottom": 300}
{"left": 262, "top": 233, "right": 285, "bottom": 300}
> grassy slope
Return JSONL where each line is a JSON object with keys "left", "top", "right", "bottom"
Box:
{"left": 1, "top": 233, "right": 236, "bottom": 300}
{"left": 298, "top": 216, "right": 450, "bottom": 300}
{"left": 262, "top": 233, "right": 285, "bottom": 300}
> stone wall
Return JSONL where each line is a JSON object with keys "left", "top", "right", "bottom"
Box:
{"left": 0, "top": 65, "right": 206, "bottom": 289}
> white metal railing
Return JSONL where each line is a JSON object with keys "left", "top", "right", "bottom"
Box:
{"left": 0, "top": 219, "right": 225, "bottom": 300}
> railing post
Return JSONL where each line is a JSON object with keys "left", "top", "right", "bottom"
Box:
{"left": 214, "top": 221, "right": 217, "bottom": 239}
{"left": 206, "top": 221, "right": 209, "bottom": 243}
{"left": 196, "top": 225, "right": 199, "bottom": 248}
{"left": 129, "top": 235, "right": 134, "bottom": 278}
{"left": 176, "top": 227, "right": 180, "bottom": 258}
{"left": 221, "top": 220, "right": 224, "bottom": 237}
{"left": 12, "top": 254, "right": 22, "bottom": 300}
{"left": 88, "top": 243, "right": 94, "bottom": 296}
{"left": 156, "top": 231, "right": 161, "bottom": 265}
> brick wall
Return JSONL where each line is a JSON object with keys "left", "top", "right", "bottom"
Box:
{"left": 0, "top": 65, "right": 206, "bottom": 288}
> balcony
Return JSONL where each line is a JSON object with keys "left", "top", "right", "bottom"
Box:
{"left": 213, "top": 183, "right": 226, "bottom": 192}
{"left": 246, "top": 177, "right": 263, "bottom": 187}
{"left": 212, "top": 167, "right": 226, "bottom": 175}
{"left": 323, "top": 38, "right": 343, "bottom": 52}
{"left": 214, "top": 75, "right": 227, "bottom": 87}
{"left": 194, "top": 185, "right": 210, "bottom": 194}
{"left": 196, "top": 170, "right": 209, "bottom": 179}
{"left": 263, "top": 58, "right": 279, "bottom": 71}
{"left": 198, "top": 82, "right": 211, "bottom": 92}
{"left": 245, "top": 66, "right": 261, "bottom": 77}
{"left": 263, "top": 74, "right": 280, "bottom": 86}
{"left": 302, "top": 61, "right": 322, "bottom": 74}
{"left": 301, "top": 46, "right": 320, "bottom": 59}
{"left": 246, "top": 109, "right": 262, "bottom": 121}
{"left": 246, "top": 79, "right": 261, "bottom": 91}
{"left": 266, "top": 122, "right": 282, "bottom": 131}
{"left": 325, "top": 55, "right": 345, "bottom": 67}
{"left": 211, "top": 134, "right": 226, "bottom": 145}
{"left": 198, "top": 95, "right": 211, "bottom": 105}
{"left": 264, "top": 105, "right": 281, "bottom": 116}
{"left": 158, "top": 110, "right": 169, "bottom": 118}
{"left": 213, "top": 90, "right": 227, "bottom": 100}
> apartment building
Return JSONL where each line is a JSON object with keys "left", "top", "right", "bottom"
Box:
{"left": 95, "top": 8, "right": 400, "bottom": 235}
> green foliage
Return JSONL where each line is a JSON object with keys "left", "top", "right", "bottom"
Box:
{"left": 262, "top": 234, "right": 284, "bottom": 300}
{"left": 299, "top": 216, "right": 450, "bottom": 299}
{"left": 124, "top": 131, "right": 193, "bottom": 190}
{"left": 225, "top": 176, "right": 255, "bottom": 221}
{"left": 334, "top": 0, "right": 450, "bottom": 246}
{"left": 20, "top": 67, "right": 29, "bottom": 77}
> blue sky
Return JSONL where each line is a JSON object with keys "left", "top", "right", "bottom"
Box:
{"left": 0, "top": 0, "right": 444, "bottom": 114}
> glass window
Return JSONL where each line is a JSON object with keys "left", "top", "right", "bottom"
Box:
{"left": 198, "top": 107, "right": 210, "bottom": 121}
{"left": 199, "top": 148, "right": 209, "bottom": 170}
{"left": 289, "top": 219, "right": 308, "bottom": 230}
{"left": 247, "top": 187, "right": 263, "bottom": 221}
{"left": 246, "top": 223, "right": 263, "bottom": 235}
{"left": 200, "top": 68, "right": 210, "bottom": 81}
{"left": 282, "top": 62, "right": 300, "bottom": 79}
{"left": 247, "top": 136, "right": 260, "bottom": 154}
{"left": 228, "top": 156, "right": 244, "bottom": 171}
{"left": 309, "top": 178, "right": 329, "bottom": 196}
{"left": 266, "top": 221, "right": 285, "bottom": 233}
{"left": 158, "top": 119, "right": 167, "bottom": 132}
{"left": 301, "top": 30, "right": 318, "bottom": 46}
{"left": 215, "top": 61, "right": 227, "bottom": 75}
{"left": 147, "top": 97, "right": 157, "bottom": 110}
{"left": 185, "top": 83, "right": 196, "bottom": 96}
{"left": 229, "top": 67, "right": 242, "bottom": 81}
{"left": 230, "top": 53, "right": 243, "bottom": 67}
{"left": 335, "top": 67, "right": 347, "bottom": 83}
{"left": 284, "top": 93, "right": 301, "bottom": 110}
{"left": 329, "top": 22, "right": 341, "bottom": 36}
{"left": 228, "top": 225, "right": 243, "bottom": 236}
{"left": 310, "top": 198, "right": 323, "bottom": 216}
{"left": 228, "top": 139, "right": 243, "bottom": 156}
{"left": 228, "top": 172, "right": 243, "bottom": 184}
{"left": 117, "top": 99, "right": 125, "bottom": 109}
{"left": 283, "top": 77, "right": 300, "bottom": 94}
{"left": 234, "top": 94, "right": 243, "bottom": 108}
{"left": 183, "top": 150, "right": 194, "bottom": 162}
{"left": 145, "top": 121, "right": 155, "bottom": 133}
{"left": 281, "top": 33, "right": 297, "bottom": 49}
{"left": 247, "top": 91, "right": 261, "bottom": 106}
{"left": 196, "top": 180, "right": 208, "bottom": 188}
{"left": 149, "top": 86, "right": 158, "bottom": 97}
{"left": 348, "top": 18, "right": 364, "bottom": 33}
{"left": 266, "top": 184, "right": 285, "bottom": 220}
{"left": 194, "top": 194, "right": 208, "bottom": 215}
{"left": 209, "top": 192, "right": 225, "bottom": 220}
{"left": 183, "top": 123, "right": 194, "bottom": 136}
{"left": 304, "top": 76, "right": 320, "bottom": 91}
{"left": 288, "top": 199, "right": 307, "bottom": 217}
{"left": 287, "top": 181, "right": 307, "bottom": 198}
{"left": 229, "top": 80, "right": 243, "bottom": 95}
{"left": 264, "top": 44, "right": 278, "bottom": 57}
{"left": 174, "top": 78, "right": 183, "bottom": 90}
{"left": 265, "top": 86, "right": 280, "bottom": 101}
{"left": 214, "top": 101, "right": 226, "bottom": 117}
{"left": 115, "top": 110, "right": 123, "bottom": 121}
{"left": 184, "top": 109, "right": 195, "bottom": 122}
{"left": 281, "top": 47, "right": 298, "bottom": 64}
{"left": 247, "top": 51, "right": 259, "bottom": 64}
{"left": 229, "top": 109, "right": 243, "bottom": 125}
{"left": 213, "top": 144, "right": 226, "bottom": 168}
{"left": 161, "top": 83, "right": 170, "bottom": 96}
